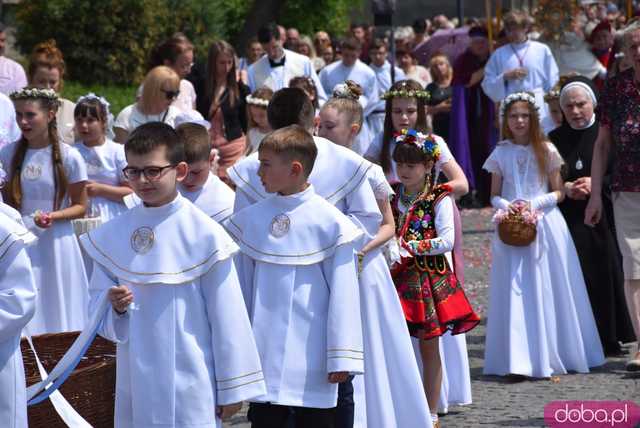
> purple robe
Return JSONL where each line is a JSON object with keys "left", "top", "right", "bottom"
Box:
{"left": 449, "top": 49, "right": 497, "bottom": 203}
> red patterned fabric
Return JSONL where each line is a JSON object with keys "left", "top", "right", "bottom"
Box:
{"left": 390, "top": 184, "right": 480, "bottom": 340}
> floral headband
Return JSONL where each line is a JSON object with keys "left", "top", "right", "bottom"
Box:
{"left": 393, "top": 128, "right": 441, "bottom": 160}
{"left": 543, "top": 88, "right": 560, "bottom": 103}
{"left": 10, "top": 87, "right": 59, "bottom": 103}
{"left": 77, "top": 92, "right": 112, "bottom": 117}
{"left": 332, "top": 82, "right": 359, "bottom": 100}
{"left": 381, "top": 81, "right": 429, "bottom": 101}
{"left": 500, "top": 92, "right": 538, "bottom": 118}
{"left": 246, "top": 94, "right": 269, "bottom": 107}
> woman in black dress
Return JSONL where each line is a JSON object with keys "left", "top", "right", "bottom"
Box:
{"left": 549, "top": 76, "right": 635, "bottom": 355}
{"left": 425, "top": 53, "right": 452, "bottom": 142}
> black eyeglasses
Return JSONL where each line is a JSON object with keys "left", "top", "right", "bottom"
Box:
{"left": 161, "top": 89, "right": 180, "bottom": 100}
{"left": 122, "top": 164, "right": 175, "bottom": 181}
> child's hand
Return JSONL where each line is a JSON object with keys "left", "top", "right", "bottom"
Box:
{"left": 328, "top": 371, "right": 349, "bottom": 383}
{"left": 108, "top": 285, "right": 133, "bottom": 314}
{"left": 34, "top": 210, "right": 53, "bottom": 228}
{"left": 216, "top": 402, "right": 242, "bottom": 420}
{"left": 86, "top": 181, "right": 103, "bottom": 197}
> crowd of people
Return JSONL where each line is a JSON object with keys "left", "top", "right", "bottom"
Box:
{"left": 0, "top": 2, "right": 639, "bottom": 428}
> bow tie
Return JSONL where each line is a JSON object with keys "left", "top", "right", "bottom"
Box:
{"left": 269, "top": 56, "right": 286, "bottom": 68}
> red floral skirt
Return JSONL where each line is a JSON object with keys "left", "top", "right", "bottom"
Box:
{"left": 391, "top": 254, "right": 480, "bottom": 340}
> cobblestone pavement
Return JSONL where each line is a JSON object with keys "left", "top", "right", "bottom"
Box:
{"left": 226, "top": 207, "right": 640, "bottom": 428}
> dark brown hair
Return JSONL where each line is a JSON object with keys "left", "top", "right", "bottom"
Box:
{"left": 289, "top": 76, "right": 319, "bottom": 109}
{"left": 381, "top": 79, "right": 428, "bottom": 173}
{"left": 148, "top": 33, "right": 194, "bottom": 71}
{"left": 125, "top": 122, "right": 185, "bottom": 165}
{"left": 267, "top": 88, "right": 315, "bottom": 131}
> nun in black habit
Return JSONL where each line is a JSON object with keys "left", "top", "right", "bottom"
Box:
{"left": 548, "top": 76, "right": 635, "bottom": 356}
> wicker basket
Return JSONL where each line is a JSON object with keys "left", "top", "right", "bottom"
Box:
{"left": 20, "top": 332, "right": 117, "bottom": 428}
{"left": 498, "top": 218, "right": 537, "bottom": 247}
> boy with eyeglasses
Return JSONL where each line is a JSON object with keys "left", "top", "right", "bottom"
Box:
{"left": 80, "top": 122, "right": 265, "bottom": 427}
{"left": 122, "top": 121, "right": 235, "bottom": 224}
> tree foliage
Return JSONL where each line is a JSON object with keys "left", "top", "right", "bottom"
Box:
{"left": 15, "top": 0, "right": 360, "bottom": 85}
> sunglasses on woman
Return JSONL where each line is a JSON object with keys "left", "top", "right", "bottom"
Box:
{"left": 161, "top": 89, "right": 180, "bottom": 100}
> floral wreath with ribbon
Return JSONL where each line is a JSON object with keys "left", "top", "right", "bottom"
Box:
{"left": 76, "top": 92, "right": 116, "bottom": 138}
{"left": 10, "top": 87, "right": 59, "bottom": 104}
{"left": 246, "top": 94, "right": 270, "bottom": 107}
{"left": 499, "top": 91, "right": 538, "bottom": 118}
{"left": 381, "top": 81, "right": 430, "bottom": 101}
{"left": 393, "top": 128, "right": 441, "bottom": 161}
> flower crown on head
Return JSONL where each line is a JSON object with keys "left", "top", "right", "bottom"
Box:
{"left": 246, "top": 94, "right": 269, "bottom": 107}
{"left": 393, "top": 128, "right": 441, "bottom": 160}
{"left": 77, "top": 92, "right": 111, "bottom": 117}
{"left": 500, "top": 91, "right": 538, "bottom": 118}
{"left": 543, "top": 88, "right": 560, "bottom": 103}
{"left": 10, "top": 87, "right": 59, "bottom": 103}
{"left": 332, "top": 82, "right": 359, "bottom": 100}
{"left": 381, "top": 81, "right": 430, "bottom": 101}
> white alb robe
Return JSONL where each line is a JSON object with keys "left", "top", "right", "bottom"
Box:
{"left": 319, "top": 60, "right": 380, "bottom": 156}
{"left": 0, "top": 208, "right": 36, "bottom": 428}
{"left": 80, "top": 194, "right": 265, "bottom": 428}
{"left": 179, "top": 173, "right": 235, "bottom": 223}
{"left": 481, "top": 39, "right": 559, "bottom": 125}
{"left": 247, "top": 49, "right": 328, "bottom": 103}
{"left": 226, "top": 185, "right": 364, "bottom": 408}
{"left": 229, "top": 135, "right": 382, "bottom": 241}
{"left": 368, "top": 62, "right": 406, "bottom": 137}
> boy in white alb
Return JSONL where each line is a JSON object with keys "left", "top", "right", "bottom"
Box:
{"left": 175, "top": 122, "right": 235, "bottom": 222}
{"left": 123, "top": 123, "right": 235, "bottom": 223}
{"left": 80, "top": 123, "right": 265, "bottom": 428}
{"left": 227, "top": 125, "right": 364, "bottom": 428}
{"left": 0, "top": 205, "right": 36, "bottom": 428}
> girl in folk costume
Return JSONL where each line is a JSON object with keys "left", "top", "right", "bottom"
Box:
{"left": 317, "top": 80, "right": 432, "bottom": 428}
{"left": 74, "top": 93, "right": 131, "bottom": 222}
{"left": 482, "top": 92, "right": 605, "bottom": 378}
{"left": 390, "top": 130, "right": 480, "bottom": 428}
{"left": 0, "top": 88, "right": 89, "bottom": 335}
{"left": 366, "top": 78, "right": 474, "bottom": 414}
{"left": 245, "top": 87, "right": 273, "bottom": 155}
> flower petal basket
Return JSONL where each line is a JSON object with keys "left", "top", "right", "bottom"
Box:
{"left": 493, "top": 200, "right": 542, "bottom": 247}
{"left": 20, "top": 332, "right": 116, "bottom": 428}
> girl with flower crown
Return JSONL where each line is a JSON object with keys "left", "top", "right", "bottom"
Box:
{"left": 366, "top": 78, "right": 475, "bottom": 416}
{"left": 482, "top": 91, "right": 605, "bottom": 378}
{"left": 319, "top": 80, "right": 432, "bottom": 428}
{"left": 390, "top": 130, "right": 480, "bottom": 428}
{"left": 74, "top": 93, "right": 132, "bottom": 223}
{"left": 245, "top": 87, "right": 273, "bottom": 155}
{"left": 0, "top": 87, "right": 89, "bottom": 334}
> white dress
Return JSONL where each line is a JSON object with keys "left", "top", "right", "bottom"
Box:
{"left": 482, "top": 140, "right": 605, "bottom": 377}
{"left": 75, "top": 139, "right": 128, "bottom": 221}
{"left": 82, "top": 194, "right": 265, "bottom": 428}
{"left": 245, "top": 127, "right": 268, "bottom": 155}
{"left": 358, "top": 164, "right": 432, "bottom": 428}
{"left": 0, "top": 142, "right": 89, "bottom": 334}
{"left": 0, "top": 208, "right": 36, "bottom": 428}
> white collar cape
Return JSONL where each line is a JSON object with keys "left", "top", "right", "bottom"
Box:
{"left": 179, "top": 173, "right": 234, "bottom": 223}
{"left": 228, "top": 136, "right": 373, "bottom": 205}
{"left": 225, "top": 185, "right": 362, "bottom": 265}
{"left": 80, "top": 193, "right": 238, "bottom": 285}
{"left": 0, "top": 205, "right": 37, "bottom": 259}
